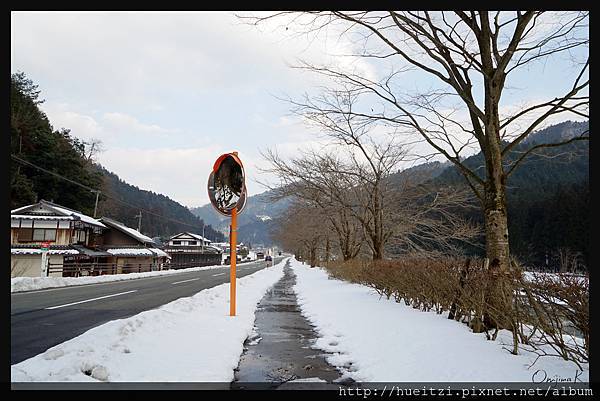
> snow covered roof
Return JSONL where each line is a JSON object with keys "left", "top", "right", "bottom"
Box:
{"left": 49, "top": 203, "right": 106, "bottom": 228}
{"left": 169, "top": 232, "right": 211, "bottom": 243}
{"left": 11, "top": 200, "right": 106, "bottom": 228}
{"left": 11, "top": 248, "right": 80, "bottom": 255}
{"left": 106, "top": 248, "right": 155, "bottom": 257}
{"left": 71, "top": 245, "right": 112, "bottom": 257}
{"left": 205, "top": 245, "right": 222, "bottom": 254}
{"left": 100, "top": 217, "right": 155, "bottom": 245}
{"left": 11, "top": 215, "right": 73, "bottom": 220}
{"left": 149, "top": 248, "right": 170, "bottom": 258}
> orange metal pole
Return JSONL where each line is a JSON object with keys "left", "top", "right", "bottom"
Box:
{"left": 230, "top": 207, "right": 237, "bottom": 316}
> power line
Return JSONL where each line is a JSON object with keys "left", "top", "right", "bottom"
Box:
{"left": 12, "top": 154, "right": 98, "bottom": 193}
{"left": 11, "top": 154, "right": 216, "bottom": 236}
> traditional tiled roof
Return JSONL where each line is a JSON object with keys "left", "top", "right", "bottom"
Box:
{"left": 11, "top": 200, "right": 106, "bottom": 228}
{"left": 105, "top": 248, "right": 155, "bottom": 257}
{"left": 100, "top": 217, "right": 155, "bottom": 245}
{"left": 168, "top": 232, "right": 211, "bottom": 243}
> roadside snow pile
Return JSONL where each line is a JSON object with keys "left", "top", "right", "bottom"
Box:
{"left": 11, "top": 264, "right": 226, "bottom": 293}
{"left": 523, "top": 271, "right": 588, "bottom": 284}
{"left": 11, "top": 258, "right": 288, "bottom": 382}
{"left": 290, "top": 258, "right": 588, "bottom": 383}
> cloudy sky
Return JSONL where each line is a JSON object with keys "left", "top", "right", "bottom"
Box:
{"left": 11, "top": 11, "right": 588, "bottom": 208}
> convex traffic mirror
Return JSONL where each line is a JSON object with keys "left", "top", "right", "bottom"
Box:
{"left": 207, "top": 152, "right": 247, "bottom": 216}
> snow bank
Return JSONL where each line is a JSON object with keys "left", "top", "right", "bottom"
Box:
{"left": 290, "top": 258, "right": 588, "bottom": 382}
{"left": 11, "top": 258, "right": 288, "bottom": 382}
{"left": 11, "top": 264, "right": 226, "bottom": 293}
{"left": 523, "top": 271, "right": 588, "bottom": 285}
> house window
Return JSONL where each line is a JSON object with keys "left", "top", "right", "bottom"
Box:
{"left": 32, "top": 229, "right": 57, "bottom": 242}
{"left": 72, "top": 230, "right": 87, "bottom": 244}
{"left": 173, "top": 240, "right": 182, "bottom": 245}
{"left": 189, "top": 241, "right": 197, "bottom": 246}
{"left": 18, "top": 228, "right": 33, "bottom": 242}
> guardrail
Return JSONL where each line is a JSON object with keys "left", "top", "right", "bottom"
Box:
{"left": 47, "top": 257, "right": 280, "bottom": 277}
{"left": 47, "top": 261, "right": 219, "bottom": 277}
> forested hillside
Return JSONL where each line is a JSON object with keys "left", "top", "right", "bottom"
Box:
{"left": 94, "top": 166, "right": 224, "bottom": 241}
{"left": 10, "top": 72, "right": 224, "bottom": 242}
{"left": 10, "top": 72, "right": 103, "bottom": 215}
{"left": 433, "top": 120, "right": 589, "bottom": 268}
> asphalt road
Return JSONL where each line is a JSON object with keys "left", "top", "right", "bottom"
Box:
{"left": 11, "top": 256, "right": 286, "bottom": 365}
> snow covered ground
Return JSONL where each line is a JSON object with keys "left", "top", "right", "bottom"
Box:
{"left": 523, "top": 271, "right": 588, "bottom": 284}
{"left": 11, "top": 263, "right": 227, "bottom": 293}
{"left": 11, "top": 258, "right": 287, "bottom": 382}
{"left": 290, "top": 258, "right": 588, "bottom": 383}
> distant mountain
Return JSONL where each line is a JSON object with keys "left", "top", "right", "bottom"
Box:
{"left": 190, "top": 188, "right": 293, "bottom": 246}
{"left": 388, "top": 160, "right": 451, "bottom": 187}
{"left": 434, "top": 120, "right": 589, "bottom": 197}
{"left": 431, "top": 120, "right": 589, "bottom": 266}
{"left": 524, "top": 120, "right": 589, "bottom": 145}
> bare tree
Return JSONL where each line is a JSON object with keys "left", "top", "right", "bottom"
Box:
{"left": 83, "top": 138, "right": 104, "bottom": 165}
{"left": 263, "top": 142, "right": 479, "bottom": 261}
{"left": 263, "top": 144, "right": 401, "bottom": 260}
{"left": 385, "top": 182, "right": 481, "bottom": 257}
{"left": 265, "top": 150, "right": 364, "bottom": 261}
{"left": 272, "top": 199, "right": 326, "bottom": 266}
{"left": 244, "top": 11, "right": 589, "bottom": 329}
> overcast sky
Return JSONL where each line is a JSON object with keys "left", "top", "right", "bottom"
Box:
{"left": 11, "top": 11, "right": 588, "bottom": 208}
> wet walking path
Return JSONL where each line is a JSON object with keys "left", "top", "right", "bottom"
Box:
{"left": 232, "top": 261, "right": 350, "bottom": 390}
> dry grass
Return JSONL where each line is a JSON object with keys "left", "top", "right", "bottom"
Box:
{"left": 324, "top": 256, "right": 588, "bottom": 366}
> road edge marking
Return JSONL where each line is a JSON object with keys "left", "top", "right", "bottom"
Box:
{"left": 171, "top": 277, "right": 202, "bottom": 285}
{"left": 45, "top": 290, "right": 138, "bottom": 310}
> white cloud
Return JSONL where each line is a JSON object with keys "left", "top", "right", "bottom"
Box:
{"left": 102, "top": 112, "right": 178, "bottom": 135}
{"left": 41, "top": 103, "right": 105, "bottom": 141}
{"left": 99, "top": 146, "right": 223, "bottom": 207}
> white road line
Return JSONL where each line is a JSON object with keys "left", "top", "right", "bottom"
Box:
{"left": 212, "top": 273, "right": 226, "bottom": 276}
{"left": 45, "top": 290, "right": 138, "bottom": 310}
{"left": 171, "top": 277, "right": 202, "bottom": 285}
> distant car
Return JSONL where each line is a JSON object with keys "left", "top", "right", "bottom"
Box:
{"left": 265, "top": 255, "right": 272, "bottom": 262}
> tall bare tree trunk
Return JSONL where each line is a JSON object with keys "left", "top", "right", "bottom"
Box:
{"left": 481, "top": 97, "right": 511, "bottom": 330}
{"left": 309, "top": 244, "right": 317, "bottom": 267}
{"left": 372, "top": 238, "right": 384, "bottom": 260}
{"left": 372, "top": 189, "right": 385, "bottom": 260}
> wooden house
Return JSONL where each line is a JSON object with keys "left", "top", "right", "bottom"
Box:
{"left": 10, "top": 200, "right": 108, "bottom": 277}
{"left": 99, "top": 217, "right": 169, "bottom": 273}
{"left": 163, "top": 232, "right": 222, "bottom": 267}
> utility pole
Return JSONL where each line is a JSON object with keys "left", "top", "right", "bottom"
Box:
{"left": 93, "top": 190, "right": 100, "bottom": 218}
{"left": 202, "top": 225, "right": 205, "bottom": 253}
{"left": 16, "top": 135, "right": 22, "bottom": 176}
{"left": 135, "top": 211, "right": 142, "bottom": 232}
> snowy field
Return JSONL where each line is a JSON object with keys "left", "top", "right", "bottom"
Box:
{"left": 12, "top": 263, "right": 228, "bottom": 293}
{"left": 11, "top": 258, "right": 287, "bottom": 382}
{"left": 290, "top": 258, "right": 588, "bottom": 383}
